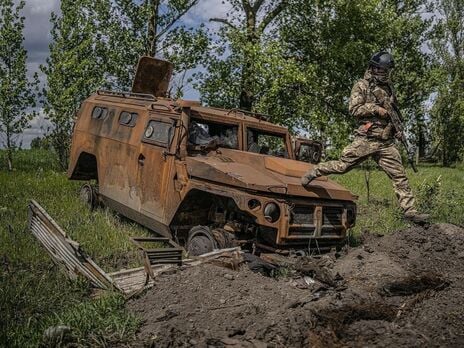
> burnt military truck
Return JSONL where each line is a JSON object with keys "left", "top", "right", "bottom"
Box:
{"left": 68, "top": 57, "right": 356, "bottom": 255}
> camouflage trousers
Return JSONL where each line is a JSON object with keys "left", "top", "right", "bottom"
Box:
{"left": 313, "top": 136, "right": 416, "bottom": 213}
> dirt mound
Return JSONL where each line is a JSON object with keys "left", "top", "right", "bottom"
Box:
{"left": 126, "top": 224, "right": 464, "bottom": 347}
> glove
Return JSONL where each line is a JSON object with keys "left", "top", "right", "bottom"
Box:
{"left": 377, "top": 106, "right": 389, "bottom": 118}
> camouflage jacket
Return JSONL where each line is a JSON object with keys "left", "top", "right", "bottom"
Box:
{"left": 349, "top": 71, "right": 395, "bottom": 139}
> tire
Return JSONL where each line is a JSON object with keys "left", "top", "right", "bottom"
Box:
{"left": 186, "top": 225, "right": 217, "bottom": 256}
{"left": 79, "top": 183, "right": 97, "bottom": 210}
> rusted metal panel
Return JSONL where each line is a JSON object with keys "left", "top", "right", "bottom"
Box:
{"left": 131, "top": 56, "right": 173, "bottom": 97}
{"left": 28, "top": 200, "right": 118, "bottom": 291}
{"left": 109, "top": 248, "right": 242, "bottom": 295}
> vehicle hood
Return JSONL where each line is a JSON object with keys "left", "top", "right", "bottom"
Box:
{"left": 185, "top": 150, "right": 355, "bottom": 201}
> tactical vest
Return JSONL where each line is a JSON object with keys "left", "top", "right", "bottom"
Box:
{"left": 355, "top": 78, "right": 395, "bottom": 139}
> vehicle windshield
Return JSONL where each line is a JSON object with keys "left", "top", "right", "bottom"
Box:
{"left": 188, "top": 119, "right": 238, "bottom": 149}
{"left": 246, "top": 128, "right": 289, "bottom": 158}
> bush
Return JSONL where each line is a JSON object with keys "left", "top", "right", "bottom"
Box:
{"left": 416, "top": 175, "right": 442, "bottom": 214}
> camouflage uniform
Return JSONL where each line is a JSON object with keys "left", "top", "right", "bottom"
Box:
{"left": 306, "top": 71, "right": 416, "bottom": 214}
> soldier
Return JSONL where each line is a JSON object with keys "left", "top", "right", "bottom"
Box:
{"left": 301, "top": 51, "right": 429, "bottom": 224}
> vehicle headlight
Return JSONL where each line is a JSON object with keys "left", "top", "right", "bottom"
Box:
{"left": 248, "top": 199, "right": 261, "bottom": 211}
{"left": 264, "top": 202, "right": 280, "bottom": 223}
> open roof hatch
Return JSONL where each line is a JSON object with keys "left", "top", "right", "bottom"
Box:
{"left": 131, "top": 56, "right": 173, "bottom": 97}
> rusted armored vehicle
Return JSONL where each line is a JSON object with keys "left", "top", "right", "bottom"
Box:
{"left": 68, "top": 57, "right": 356, "bottom": 255}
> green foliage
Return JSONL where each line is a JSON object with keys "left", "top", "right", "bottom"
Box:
{"left": 0, "top": 0, "right": 38, "bottom": 170}
{"left": 332, "top": 166, "right": 464, "bottom": 235}
{"left": 107, "top": 0, "right": 208, "bottom": 94}
{"left": 48, "top": 293, "right": 140, "bottom": 347}
{"left": 30, "top": 136, "right": 52, "bottom": 150}
{"left": 197, "top": 0, "right": 288, "bottom": 111}
{"left": 40, "top": 0, "right": 113, "bottom": 169}
{"left": 416, "top": 175, "right": 442, "bottom": 213}
{"left": 429, "top": 0, "right": 464, "bottom": 166}
{"left": 199, "top": 0, "right": 432, "bottom": 158}
{"left": 0, "top": 149, "right": 149, "bottom": 346}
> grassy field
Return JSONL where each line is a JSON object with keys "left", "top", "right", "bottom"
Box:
{"left": 0, "top": 150, "right": 149, "bottom": 347}
{"left": 1, "top": 149, "right": 463, "bottom": 347}
{"left": 333, "top": 162, "right": 464, "bottom": 235}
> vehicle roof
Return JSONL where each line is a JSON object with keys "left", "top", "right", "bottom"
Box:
{"left": 89, "top": 91, "right": 289, "bottom": 134}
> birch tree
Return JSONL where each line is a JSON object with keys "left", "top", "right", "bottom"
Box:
{"left": 0, "top": 0, "right": 37, "bottom": 170}
{"left": 40, "top": 0, "right": 112, "bottom": 169}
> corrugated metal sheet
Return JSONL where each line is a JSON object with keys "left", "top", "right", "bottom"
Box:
{"left": 28, "top": 200, "right": 118, "bottom": 291}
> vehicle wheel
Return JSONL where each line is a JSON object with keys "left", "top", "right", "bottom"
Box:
{"left": 186, "top": 225, "right": 217, "bottom": 256}
{"left": 79, "top": 183, "right": 97, "bottom": 210}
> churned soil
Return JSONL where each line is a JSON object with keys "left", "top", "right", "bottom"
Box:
{"left": 126, "top": 223, "right": 464, "bottom": 347}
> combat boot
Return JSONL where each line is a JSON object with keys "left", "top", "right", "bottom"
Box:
{"left": 301, "top": 169, "right": 318, "bottom": 188}
{"left": 404, "top": 211, "right": 430, "bottom": 225}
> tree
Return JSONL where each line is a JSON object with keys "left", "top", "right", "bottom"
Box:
{"left": 198, "top": 0, "right": 288, "bottom": 110}
{"left": 42, "top": 0, "right": 207, "bottom": 169}
{"left": 429, "top": 0, "right": 464, "bottom": 165}
{"left": 40, "top": 0, "right": 113, "bottom": 169}
{"left": 199, "top": 0, "right": 431, "bottom": 157}
{"left": 280, "top": 0, "right": 432, "bottom": 156}
{"left": 107, "top": 0, "right": 208, "bottom": 94}
{"left": 0, "top": 0, "right": 37, "bottom": 170}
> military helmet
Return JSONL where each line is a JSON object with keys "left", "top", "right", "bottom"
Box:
{"left": 369, "top": 51, "right": 395, "bottom": 70}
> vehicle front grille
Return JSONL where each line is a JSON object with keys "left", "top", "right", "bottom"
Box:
{"left": 291, "top": 205, "right": 314, "bottom": 225}
{"left": 323, "top": 207, "right": 343, "bottom": 226}
{"left": 289, "top": 226, "right": 315, "bottom": 236}
{"left": 285, "top": 203, "right": 346, "bottom": 240}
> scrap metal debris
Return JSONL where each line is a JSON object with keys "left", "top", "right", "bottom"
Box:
{"left": 27, "top": 200, "right": 243, "bottom": 297}
{"left": 28, "top": 200, "right": 118, "bottom": 291}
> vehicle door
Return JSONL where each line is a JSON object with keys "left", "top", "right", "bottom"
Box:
{"left": 137, "top": 114, "right": 178, "bottom": 222}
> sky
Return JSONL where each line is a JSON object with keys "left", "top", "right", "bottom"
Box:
{"left": 11, "top": 0, "right": 233, "bottom": 148}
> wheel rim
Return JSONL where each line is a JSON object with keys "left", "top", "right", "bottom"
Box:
{"left": 187, "top": 235, "right": 214, "bottom": 256}
{"left": 79, "top": 185, "right": 94, "bottom": 208}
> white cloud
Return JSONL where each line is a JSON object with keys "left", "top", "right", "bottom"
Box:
{"left": 27, "top": 0, "right": 60, "bottom": 14}
{"left": 182, "top": 0, "right": 233, "bottom": 27}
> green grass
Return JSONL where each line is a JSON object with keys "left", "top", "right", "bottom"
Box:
{"left": 331, "top": 165, "right": 464, "bottom": 236}
{"left": 1, "top": 149, "right": 463, "bottom": 347}
{"left": 0, "top": 149, "right": 148, "bottom": 347}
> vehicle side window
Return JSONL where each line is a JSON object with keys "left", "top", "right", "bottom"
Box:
{"left": 91, "top": 106, "right": 109, "bottom": 120}
{"left": 119, "top": 111, "right": 138, "bottom": 127}
{"left": 247, "top": 128, "right": 289, "bottom": 158}
{"left": 188, "top": 119, "right": 238, "bottom": 149}
{"left": 143, "top": 120, "right": 174, "bottom": 147}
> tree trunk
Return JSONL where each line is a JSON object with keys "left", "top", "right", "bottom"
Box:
{"left": 239, "top": 5, "right": 257, "bottom": 111}
{"left": 6, "top": 127, "right": 13, "bottom": 171}
{"left": 364, "top": 169, "right": 371, "bottom": 203}
{"left": 147, "top": 0, "right": 160, "bottom": 57}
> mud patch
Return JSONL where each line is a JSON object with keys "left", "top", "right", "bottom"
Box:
{"left": 124, "top": 224, "right": 464, "bottom": 347}
{"left": 380, "top": 273, "right": 449, "bottom": 296}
